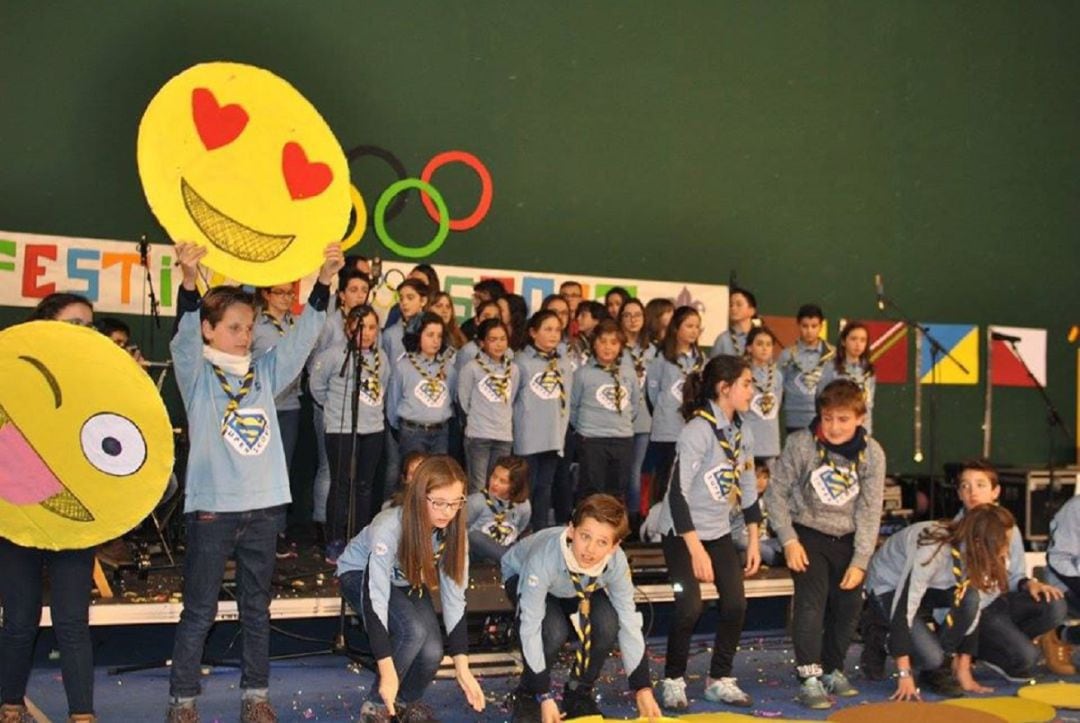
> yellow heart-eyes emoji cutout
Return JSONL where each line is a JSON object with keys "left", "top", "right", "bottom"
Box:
{"left": 0, "top": 322, "right": 173, "bottom": 550}
{"left": 137, "top": 61, "right": 353, "bottom": 287}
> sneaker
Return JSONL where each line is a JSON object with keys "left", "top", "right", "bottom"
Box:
{"left": 359, "top": 701, "right": 392, "bottom": 723}
{"left": 658, "top": 677, "right": 688, "bottom": 711}
{"left": 164, "top": 703, "right": 199, "bottom": 723}
{"left": 979, "top": 660, "right": 1035, "bottom": 684}
{"left": 275, "top": 534, "right": 297, "bottom": 560}
{"left": 918, "top": 667, "right": 965, "bottom": 697}
{"left": 796, "top": 676, "right": 833, "bottom": 710}
{"left": 822, "top": 669, "right": 859, "bottom": 697}
{"left": 1, "top": 704, "right": 36, "bottom": 723}
{"left": 397, "top": 702, "right": 439, "bottom": 722}
{"left": 562, "top": 683, "right": 603, "bottom": 719}
{"left": 240, "top": 698, "right": 277, "bottom": 723}
{"left": 703, "top": 676, "right": 753, "bottom": 707}
{"left": 1038, "top": 630, "right": 1077, "bottom": 676}
{"left": 509, "top": 690, "right": 542, "bottom": 723}
{"left": 324, "top": 540, "right": 346, "bottom": 565}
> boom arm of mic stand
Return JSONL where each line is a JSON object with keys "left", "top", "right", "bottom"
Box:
{"left": 878, "top": 294, "right": 971, "bottom": 375}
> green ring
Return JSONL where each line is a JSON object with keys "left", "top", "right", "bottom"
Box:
{"left": 374, "top": 179, "right": 450, "bottom": 259}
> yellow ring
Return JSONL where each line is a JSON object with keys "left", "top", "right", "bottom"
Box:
{"left": 340, "top": 184, "right": 367, "bottom": 251}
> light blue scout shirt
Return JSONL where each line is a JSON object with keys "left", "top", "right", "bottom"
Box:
{"left": 818, "top": 361, "right": 876, "bottom": 434}
{"left": 457, "top": 351, "right": 519, "bottom": 442}
{"left": 778, "top": 339, "right": 835, "bottom": 429}
{"left": 466, "top": 491, "right": 531, "bottom": 547}
{"left": 310, "top": 308, "right": 348, "bottom": 366}
{"left": 764, "top": 427, "right": 886, "bottom": 570}
{"left": 456, "top": 340, "right": 514, "bottom": 373}
{"left": 252, "top": 310, "right": 302, "bottom": 412}
{"left": 381, "top": 319, "right": 407, "bottom": 364}
{"left": 1049, "top": 495, "right": 1080, "bottom": 579}
{"left": 744, "top": 361, "right": 784, "bottom": 458}
{"left": 170, "top": 284, "right": 327, "bottom": 513}
{"left": 624, "top": 344, "right": 655, "bottom": 436}
{"left": 646, "top": 348, "right": 705, "bottom": 443}
{"left": 569, "top": 359, "right": 639, "bottom": 439}
{"left": 709, "top": 328, "right": 748, "bottom": 358}
{"left": 866, "top": 521, "right": 1000, "bottom": 635}
{"left": 500, "top": 527, "right": 651, "bottom": 692}
{"left": 512, "top": 345, "right": 575, "bottom": 456}
{"left": 386, "top": 351, "right": 457, "bottom": 429}
{"left": 308, "top": 341, "right": 389, "bottom": 435}
{"left": 657, "top": 401, "right": 761, "bottom": 541}
{"left": 336, "top": 506, "right": 469, "bottom": 658}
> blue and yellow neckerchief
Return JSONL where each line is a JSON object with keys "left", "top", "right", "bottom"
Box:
{"left": 211, "top": 364, "right": 255, "bottom": 433}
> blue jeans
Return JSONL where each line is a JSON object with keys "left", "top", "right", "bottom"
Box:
{"left": 526, "top": 451, "right": 561, "bottom": 530}
{"left": 340, "top": 571, "right": 444, "bottom": 705}
{"left": 0, "top": 539, "right": 94, "bottom": 715}
{"left": 398, "top": 422, "right": 449, "bottom": 458}
{"left": 876, "top": 585, "right": 980, "bottom": 672}
{"left": 469, "top": 530, "right": 511, "bottom": 563}
{"left": 463, "top": 437, "right": 512, "bottom": 494}
{"left": 312, "top": 406, "right": 331, "bottom": 523}
{"left": 169, "top": 505, "right": 286, "bottom": 698}
{"left": 977, "top": 590, "right": 1068, "bottom": 677}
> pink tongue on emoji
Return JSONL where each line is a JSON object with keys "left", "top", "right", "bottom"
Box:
{"left": 0, "top": 418, "right": 64, "bottom": 505}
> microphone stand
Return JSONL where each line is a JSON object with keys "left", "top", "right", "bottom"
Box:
{"left": 138, "top": 234, "right": 162, "bottom": 331}
{"left": 877, "top": 291, "right": 970, "bottom": 518}
{"left": 997, "top": 336, "right": 1073, "bottom": 523}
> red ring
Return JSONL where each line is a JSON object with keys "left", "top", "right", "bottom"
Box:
{"left": 419, "top": 151, "right": 493, "bottom": 231}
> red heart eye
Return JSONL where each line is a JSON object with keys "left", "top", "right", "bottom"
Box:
{"left": 191, "top": 88, "right": 248, "bottom": 150}
{"left": 282, "top": 141, "right": 333, "bottom": 200}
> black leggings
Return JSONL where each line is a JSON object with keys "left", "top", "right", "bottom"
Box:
{"left": 662, "top": 532, "right": 746, "bottom": 678}
{"left": 648, "top": 441, "right": 677, "bottom": 505}
{"left": 325, "top": 431, "right": 384, "bottom": 543}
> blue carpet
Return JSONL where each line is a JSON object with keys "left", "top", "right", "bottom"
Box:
{"left": 25, "top": 635, "right": 1080, "bottom": 721}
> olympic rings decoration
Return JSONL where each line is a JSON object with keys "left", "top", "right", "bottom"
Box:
{"left": 346, "top": 143, "right": 493, "bottom": 259}
{"left": 374, "top": 179, "right": 450, "bottom": 259}
{"left": 339, "top": 184, "right": 368, "bottom": 251}
{"left": 419, "top": 151, "right": 493, "bottom": 231}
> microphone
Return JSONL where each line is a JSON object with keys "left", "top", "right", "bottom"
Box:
{"left": 370, "top": 256, "right": 383, "bottom": 286}
{"left": 874, "top": 274, "right": 885, "bottom": 311}
{"left": 137, "top": 234, "right": 150, "bottom": 267}
{"left": 991, "top": 331, "right": 1022, "bottom": 344}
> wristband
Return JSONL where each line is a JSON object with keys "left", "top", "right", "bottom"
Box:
{"left": 896, "top": 669, "right": 912, "bottom": 679}
{"left": 535, "top": 692, "right": 555, "bottom": 703}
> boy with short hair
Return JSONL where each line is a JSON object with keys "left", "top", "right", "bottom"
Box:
{"left": 502, "top": 494, "right": 660, "bottom": 722}
{"left": 778, "top": 304, "right": 833, "bottom": 434}
{"left": 955, "top": 459, "right": 1073, "bottom": 679}
{"left": 462, "top": 278, "right": 507, "bottom": 340}
{"left": 764, "top": 379, "right": 885, "bottom": 709}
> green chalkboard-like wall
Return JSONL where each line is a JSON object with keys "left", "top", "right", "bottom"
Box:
{"left": 2, "top": 2, "right": 1078, "bottom": 474}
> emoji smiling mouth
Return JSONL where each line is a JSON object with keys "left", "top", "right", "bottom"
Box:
{"left": 0, "top": 404, "right": 94, "bottom": 522}
{"left": 181, "top": 179, "right": 295, "bottom": 262}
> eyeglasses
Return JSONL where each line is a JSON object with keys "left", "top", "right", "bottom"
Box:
{"left": 268, "top": 289, "right": 296, "bottom": 297}
{"left": 426, "top": 495, "right": 467, "bottom": 512}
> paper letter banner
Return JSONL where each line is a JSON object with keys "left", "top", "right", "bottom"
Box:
{"left": 918, "top": 323, "right": 979, "bottom": 385}
{"left": 989, "top": 325, "right": 1047, "bottom": 387}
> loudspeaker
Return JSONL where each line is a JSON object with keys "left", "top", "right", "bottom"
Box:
{"left": 997, "top": 468, "right": 1080, "bottom": 542}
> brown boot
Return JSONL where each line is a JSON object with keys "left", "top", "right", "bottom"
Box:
{"left": 1039, "top": 629, "right": 1077, "bottom": 675}
{"left": 1, "top": 703, "right": 35, "bottom": 723}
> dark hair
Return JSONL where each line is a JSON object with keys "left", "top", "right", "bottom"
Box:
{"left": 796, "top": 303, "right": 825, "bottom": 322}
{"left": 589, "top": 318, "right": 626, "bottom": 357}
{"left": 541, "top": 293, "right": 570, "bottom": 312}
{"left": 527, "top": 310, "right": 561, "bottom": 349}
{"left": 572, "top": 493, "right": 630, "bottom": 541}
{"left": 403, "top": 311, "right": 447, "bottom": 355}
{"left": 504, "top": 293, "right": 529, "bottom": 351}
{"left": 429, "top": 291, "right": 466, "bottom": 349}
{"left": 661, "top": 305, "right": 701, "bottom": 363}
{"left": 199, "top": 286, "right": 255, "bottom": 327}
{"left": 681, "top": 354, "right": 751, "bottom": 420}
{"left": 559, "top": 280, "right": 583, "bottom": 294}
{"left": 476, "top": 317, "right": 510, "bottom": 346}
{"left": 745, "top": 326, "right": 778, "bottom": 355}
{"left": 959, "top": 458, "right": 1000, "bottom": 490}
{"left": 95, "top": 316, "right": 131, "bottom": 339}
{"left": 475, "top": 299, "right": 500, "bottom": 320}
{"left": 410, "top": 264, "right": 440, "bottom": 294}
{"left": 335, "top": 269, "right": 371, "bottom": 309}
{"left": 644, "top": 298, "right": 675, "bottom": 346}
{"left": 604, "top": 286, "right": 631, "bottom": 308}
{"left": 835, "top": 321, "right": 874, "bottom": 374}
{"left": 390, "top": 451, "right": 430, "bottom": 507}
{"left": 492, "top": 455, "right": 530, "bottom": 504}
{"left": 816, "top": 378, "right": 868, "bottom": 416}
{"left": 345, "top": 304, "right": 380, "bottom": 349}
{"left": 618, "top": 298, "right": 649, "bottom": 350}
{"left": 730, "top": 287, "right": 758, "bottom": 311}
{"left": 29, "top": 292, "right": 93, "bottom": 321}
{"left": 576, "top": 300, "right": 608, "bottom": 322}
{"left": 473, "top": 278, "right": 506, "bottom": 301}
{"left": 397, "top": 277, "right": 430, "bottom": 301}
{"left": 919, "top": 504, "right": 1014, "bottom": 594}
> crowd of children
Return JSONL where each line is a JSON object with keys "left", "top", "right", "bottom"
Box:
{"left": 4, "top": 258, "right": 1079, "bottom": 723}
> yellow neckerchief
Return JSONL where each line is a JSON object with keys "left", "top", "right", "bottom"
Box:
{"left": 407, "top": 351, "right": 449, "bottom": 401}
{"left": 535, "top": 345, "right": 567, "bottom": 411}
{"left": 483, "top": 490, "right": 515, "bottom": 543}
{"left": 211, "top": 364, "right": 255, "bottom": 433}
{"left": 596, "top": 358, "right": 628, "bottom": 414}
{"left": 475, "top": 352, "right": 512, "bottom": 403}
{"left": 261, "top": 310, "right": 294, "bottom": 336}
{"left": 694, "top": 407, "right": 742, "bottom": 500}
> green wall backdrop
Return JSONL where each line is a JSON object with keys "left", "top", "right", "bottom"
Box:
{"left": 2, "top": 2, "right": 1078, "bottom": 475}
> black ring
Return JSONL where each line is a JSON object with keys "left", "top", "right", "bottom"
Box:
{"left": 346, "top": 144, "right": 409, "bottom": 225}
